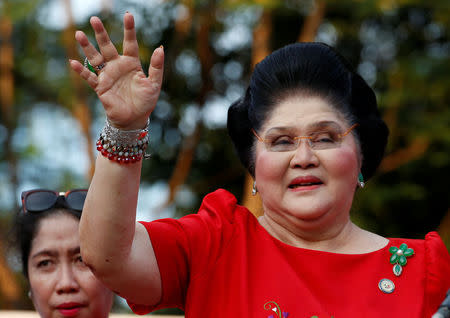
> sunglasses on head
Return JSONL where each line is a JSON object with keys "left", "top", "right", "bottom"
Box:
{"left": 21, "top": 189, "right": 88, "bottom": 214}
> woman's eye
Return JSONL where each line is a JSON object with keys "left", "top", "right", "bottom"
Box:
{"left": 312, "top": 132, "right": 336, "bottom": 143}
{"left": 315, "top": 137, "right": 333, "bottom": 143}
{"left": 37, "top": 259, "right": 52, "bottom": 268}
{"left": 75, "top": 255, "right": 88, "bottom": 267}
{"left": 271, "top": 136, "right": 294, "bottom": 145}
{"left": 267, "top": 136, "right": 297, "bottom": 151}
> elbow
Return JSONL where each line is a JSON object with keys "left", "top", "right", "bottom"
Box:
{"left": 79, "top": 224, "right": 127, "bottom": 281}
{"left": 80, "top": 241, "right": 117, "bottom": 282}
{"left": 79, "top": 224, "right": 111, "bottom": 279}
{"left": 79, "top": 236, "right": 103, "bottom": 277}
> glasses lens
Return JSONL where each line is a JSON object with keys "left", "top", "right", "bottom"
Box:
{"left": 25, "top": 191, "right": 58, "bottom": 212}
{"left": 309, "top": 131, "right": 342, "bottom": 150}
{"left": 269, "top": 142, "right": 298, "bottom": 152}
{"left": 264, "top": 134, "right": 298, "bottom": 152}
{"left": 66, "top": 190, "right": 87, "bottom": 211}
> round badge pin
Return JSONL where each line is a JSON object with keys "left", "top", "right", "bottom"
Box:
{"left": 378, "top": 278, "right": 395, "bottom": 294}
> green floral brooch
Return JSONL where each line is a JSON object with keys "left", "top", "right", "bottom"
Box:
{"left": 389, "top": 243, "right": 414, "bottom": 276}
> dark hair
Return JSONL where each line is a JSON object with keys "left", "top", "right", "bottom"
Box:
{"left": 13, "top": 205, "right": 81, "bottom": 279}
{"left": 227, "top": 42, "right": 388, "bottom": 180}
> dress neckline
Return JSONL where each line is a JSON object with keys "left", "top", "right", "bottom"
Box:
{"left": 251, "top": 211, "right": 390, "bottom": 257}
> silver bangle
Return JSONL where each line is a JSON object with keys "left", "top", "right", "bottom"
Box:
{"left": 97, "top": 118, "right": 151, "bottom": 163}
{"left": 101, "top": 118, "right": 150, "bottom": 146}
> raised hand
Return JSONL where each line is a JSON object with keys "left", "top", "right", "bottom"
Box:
{"left": 70, "top": 12, "right": 164, "bottom": 130}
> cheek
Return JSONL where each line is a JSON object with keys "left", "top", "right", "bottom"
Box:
{"left": 254, "top": 151, "right": 287, "bottom": 180}
{"left": 29, "top": 274, "right": 52, "bottom": 314}
{"left": 79, "top": 270, "right": 112, "bottom": 303}
{"left": 324, "top": 147, "right": 359, "bottom": 180}
{"left": 78, "top": 270, "right": 98, "bottom": 294}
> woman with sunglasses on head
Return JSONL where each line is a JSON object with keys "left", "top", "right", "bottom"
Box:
{"left": 13, "top": 189, "right": 114, "bottom": 318}
{"left": 69, "top": 12, "right": 450, "bottom": 317}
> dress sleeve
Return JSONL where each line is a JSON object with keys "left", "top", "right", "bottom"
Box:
{"left": 423, "top": 231, "right": 450, "bottom": 317}
{"left": 127, "top": 189, "right": 238, "bottom": 314}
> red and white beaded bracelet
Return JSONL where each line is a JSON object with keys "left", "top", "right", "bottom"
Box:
{"left": 96, "top": 119, "right": 150, "bottom": 164}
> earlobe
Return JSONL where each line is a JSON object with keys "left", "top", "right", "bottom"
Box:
{"left": 252, "top": 181, "right": 258, "bottom": 195}
{"left": 28, "top": 290, "right": 34, "bottom": 304}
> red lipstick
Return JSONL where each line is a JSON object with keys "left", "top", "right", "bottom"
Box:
{"left": 56, "top": 302, "right": 84, "bottom": 317}
{"left": 288, "top": 176, "right": 323, "bottom": 191}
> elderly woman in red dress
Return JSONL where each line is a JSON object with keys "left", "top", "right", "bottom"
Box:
{"left": 69, "top": 12, "right": 449, "bottom": 317}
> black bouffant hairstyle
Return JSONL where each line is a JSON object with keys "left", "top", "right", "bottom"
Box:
{"left": 13, "top": 206, "right": 80, "bottom": 279}
{"left": 227, "top": 42, "right": 389, "bottom": 181}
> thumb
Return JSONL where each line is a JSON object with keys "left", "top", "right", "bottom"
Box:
{"left": 148, "top": 46, "right": 164, "bottom": 88}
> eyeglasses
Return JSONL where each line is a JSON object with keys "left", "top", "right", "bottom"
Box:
{"left": 252, "top": 123, "right": 358, "bottom": 152}
{"left": 21, "top": 189, "right": 88, "bottom": 214}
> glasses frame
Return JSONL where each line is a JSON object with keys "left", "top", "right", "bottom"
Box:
{"left": 21, "top": 189, "right": 88, "bottom": 214}
{"left": 251, "top": 123, "right": 359, "bottom": 152}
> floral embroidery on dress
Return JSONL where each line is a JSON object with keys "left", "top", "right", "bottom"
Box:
{"left": 263, "top": 300, "right": 334, "bottom": 317}
{"left": 264, "top": 301, "right": 289, "bottom": 318}
{"left": 389, "top": 243, "right": 414, "bottom": 276}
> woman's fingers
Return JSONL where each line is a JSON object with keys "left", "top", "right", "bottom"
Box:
{"left": 75, "top": 30, "right": 105, "bottom": 69}
{"left": 69, "top": 59, "right": 99, "bottom": 89}
{"left": 90, "top": 16, "right": 119, "bottom": 62}
{"left": 123, "top": 12, "right": 139, "bottom": 58}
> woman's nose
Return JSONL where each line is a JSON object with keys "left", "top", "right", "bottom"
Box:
{"left": 56, "top": 264, "right": 79, "bottom": 294}
{"left": 290, "top": 139, "right": 319, "bottom": 169}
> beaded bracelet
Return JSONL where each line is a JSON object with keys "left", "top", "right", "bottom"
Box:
{"left": 96, "top": 119, "right": 150, "bottom": 164}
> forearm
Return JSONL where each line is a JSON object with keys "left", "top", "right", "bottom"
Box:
{"left": 80, "top": 153, "right": 142, "bottom": 275}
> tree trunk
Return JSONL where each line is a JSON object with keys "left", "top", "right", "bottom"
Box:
{"left": 241, "top": 9, "right": 273, "bottom": 217}
{"left": 0, "top": 4, "right": 21, "bottom": 306}
{"left": 159, "top": 1, "right": 214, "bottom": 212}
{"left": 297, "top": 0, "right": 326, "bottom": 43}
{"left": 379, "top": 137, "right": 429, "bottom": 173}
{"left": 62, "top": 0, "right": 96, "bottom": 180}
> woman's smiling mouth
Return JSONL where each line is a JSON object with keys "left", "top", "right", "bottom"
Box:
{"left": 288, "top": 176, "right": 323, "bottom": 190}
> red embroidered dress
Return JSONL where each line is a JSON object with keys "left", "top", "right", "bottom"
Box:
{"left": 128, "top": 189, "right": 450, "bottom": 317}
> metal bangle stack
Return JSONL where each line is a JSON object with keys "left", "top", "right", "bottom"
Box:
{"left": 96, "top": 119, "right": 150, "bottom": 164}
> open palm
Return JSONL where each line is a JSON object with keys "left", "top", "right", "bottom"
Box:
{"left": 70, "top": 13, "right": 164, "bottom": 130}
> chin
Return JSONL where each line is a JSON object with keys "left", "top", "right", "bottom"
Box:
{"left": 287, "top": 201, "right": 333, "bottom": 221}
